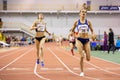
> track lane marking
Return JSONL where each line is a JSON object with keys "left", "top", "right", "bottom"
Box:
{"left": 34, "top": 63, "right": 50, "bottom": 80}
{"left": 0, "top": 47, "right": 30, "bottom": 59}
{"left": 6, "top": 67, "right": 31, "bottom": 71}
{"left": 73, "top": 67, "right": 97, "bottom": 71}
{"left": 40, "top": 67, "right": 63, "bottom": 71}
{"left": 0, "top": 48, "right": 33, "bottom": 71}
{"left": 48, "top": 48, "right": 98, "bottom": 80}
{"left": 57, "top": 47, "right": 120, "bottom": 76}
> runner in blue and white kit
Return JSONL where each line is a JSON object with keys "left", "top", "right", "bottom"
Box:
{"left": 71, "top": 8, "right": 95, "bottom": 76}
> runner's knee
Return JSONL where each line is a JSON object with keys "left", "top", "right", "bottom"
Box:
{"left": 86, "top": 58, "right": 90, "bottom": 61}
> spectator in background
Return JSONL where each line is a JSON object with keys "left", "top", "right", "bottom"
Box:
{"left": 115, "top": 36, "right": 120, "bottom": 51}
{"left": 59, "top": 35, "right": 63, "bottom": 47}
{"left": 108, "top": 28, "right": 115, "bottom": 54}
{"left": 21, "top": 37, "right": 26, "bottom": 46}
{"left": 55, "top": 36, "right": 60, "bottom": 46}
{"left": 0, "top": 32, "right": 3, "bottom": 41}
{"left": 0, "top": 18, "right": 3, "bottom": 28}
{"left": 27, "top": 37, "right": 32, "bottom": 45}
{"left": 6, "top": 35, "right": 11, "bottom": 45}
{"left": 47, "top": 34, "right": 53, "bottom": 42}
{"left": 55, "top": 35, "right": 63, "bottom": 47}
{"left": 52, "top": 32, "right": 55, "bottom": 42}
{"left": 103, "top": 31, "right": 108, "bottom": 52}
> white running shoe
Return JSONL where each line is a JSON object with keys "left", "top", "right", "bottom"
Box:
{"left": 79, "top": 72, "right": 84, "bottom": 76}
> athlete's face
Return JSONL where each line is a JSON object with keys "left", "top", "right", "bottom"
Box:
{"left": 79, "top": 9, "right": 87, "bottom": 18}
{"left": 38, "top": 14, "right": 44, "bottom": 20}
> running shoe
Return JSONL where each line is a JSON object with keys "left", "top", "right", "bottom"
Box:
{"left": 36, "top": 59, "right": 40, "bottom": 64}
{"left": 79, "top": 72, "right": 84, "bottom": 76}
{"left": 41, "top": 61, "right": 44, "bottom": 67}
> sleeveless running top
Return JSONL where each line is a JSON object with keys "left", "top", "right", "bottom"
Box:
{"left": 76, "top": 19, "right": 89, "bottom": 33}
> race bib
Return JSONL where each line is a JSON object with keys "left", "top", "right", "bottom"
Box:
{"left": 36, "top": 23, "right": 45, "bottom": 31}
{"left": 78, "top": 25, "right": 89, "bottom": 33}
{"left": 80, "top": 28, "right": 88, "bottom": 33}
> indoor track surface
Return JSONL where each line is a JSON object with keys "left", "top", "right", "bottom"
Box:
{"left": 0, "top": 41, "right": 120, "bottom": 80}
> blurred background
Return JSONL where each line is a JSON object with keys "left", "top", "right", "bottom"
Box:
{"left": 0, "top": 0, "right": 120, "bottom": 47}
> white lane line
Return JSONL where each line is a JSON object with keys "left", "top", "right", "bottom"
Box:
{"left": 105, "top": 68, "right": 120, "bottom": 70}
{"left": 73, "top": 67, "right": 97, "bottom": 71}
{"left": 85, "top": 61, "right": 120, "bottom": 76}
{"left": 0, "top": 48, "right": 33, "bottom": 71}
{"left": 58, "top": 48, "right": 120, "bottom": 76}
{"left": 0, "top": 48, "right": 27, "bottom": 59}
{"left": 48, "top": 48, "right": 98, "bottom": 80}
{"left": 40, "top": 68, "right": 63, "bottom": 71}
{"left": 48, "top": 48, "right": 78, "bottom": 75}
{"left": 34, "top": 63, "right": 50, "bottom": 80}
{"left": 6, "top": 67, "right": 31, "bottom": 71}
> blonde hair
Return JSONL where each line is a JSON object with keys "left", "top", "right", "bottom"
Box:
{"left": 80, "top": 3, "right": 87, "bottom": 10}
{"left": 79, "top": 3, "right": 88, "bottom": 13}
